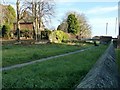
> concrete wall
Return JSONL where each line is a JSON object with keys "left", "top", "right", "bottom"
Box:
{"left": 76, "top": 42, "right": 120, "bottom": 89}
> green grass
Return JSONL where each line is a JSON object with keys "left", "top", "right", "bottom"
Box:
{"left": 2, "top": 43, "right": 91, "bottom": 67}
{"left": 2, "top": 45, "right": 108, "bottom": 89}
{"left": 116, "top": 49, "right": 120, "bottom": 73}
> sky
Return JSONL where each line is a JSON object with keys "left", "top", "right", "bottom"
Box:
{"left": 1, "top": 0, "right": 120, "bottom": 38}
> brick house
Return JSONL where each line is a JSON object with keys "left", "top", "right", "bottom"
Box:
{"left": 13, "top": 21, "right": 45, "bottom": 31}
{"left": 13, "top": 22, "right": 33, "bottom": 31}
{"left": 12, "top": 21, "right": 45, "bottom": 39}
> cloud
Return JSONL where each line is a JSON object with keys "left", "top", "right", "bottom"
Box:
{"left": 87, "top": 5, "right": 117, "bottom": 14}
{"left": 55, "top": 0, "right": 119, "bottom": 2}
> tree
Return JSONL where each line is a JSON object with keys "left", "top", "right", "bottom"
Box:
{"left": 57, "top": 12, "right": 91, "bottom": 38}
{"left": 23, "top": 0, "right": 55, "bottom": 41}
{"left": 75, "top": 13, "right": 91, "bottom": 38}
{"left": 1, "top": 4, "right": 16, "bottom": 30}
{"left": 57, "top": 22, "right": 68, "bottom": 32}
{"left": 67, "top": 14, "right": 80, "bottom": 34}
{"left": 16, "top": 0, "right": 30, "bottom": 41}
{"left": 6, "top": 5, "right": 16, "bottom": 24}
{"left": 2, "top": 24, "right": 10, "bottom": 38}
{"left": 0, "top": 4, "right": 16, "bottom": 39}
{"left": 16, "top": 0, "right": 20, "bottom": 41}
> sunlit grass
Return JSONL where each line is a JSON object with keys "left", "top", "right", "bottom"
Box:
{"left": 2, "top": 43, "right": 91, "bottom": 67}
{"left": 2, "top": 45, "right": 108, "bottom": 88}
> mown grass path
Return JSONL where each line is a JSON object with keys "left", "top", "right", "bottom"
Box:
{"left": 1, "top": 47, "right": 93, "bottom": 71}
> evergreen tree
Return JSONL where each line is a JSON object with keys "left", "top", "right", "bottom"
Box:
{"left": 57, "top": 12, "right": 91, "bottom": 38}
{"left": 67, "top": 14, "right": 79, "bottom": 34}
{"left": 2, "top": 24, "right": 10, "bottom": 38}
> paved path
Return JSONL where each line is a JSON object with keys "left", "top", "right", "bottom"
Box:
{"left": 1, "top": 47, "right": 93, "bottom": 71}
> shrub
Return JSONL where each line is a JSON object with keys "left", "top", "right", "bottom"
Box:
{"left": 41, "top": 30, "right": 52, "bottom": 40}
{"left": 49, "top": 30, "right": 69, "bottom": 43}
{"left": 2, "top": 24, "right": 10, "bottom": 39}
{"left": 20, "top": 29, "right": 32, "bottom": 39}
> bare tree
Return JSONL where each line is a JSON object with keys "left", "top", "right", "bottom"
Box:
{"left": 16, "top": 0, "right": 29, "bottom": 41}
{"left": 76, "top": 13, "right": 91, "bottom": 38}
{"left": 57, "top": 22, "right": 68, "bottom": 32}
{"left": 57, "top": 12, "right": 91, "bottom": 38}
{"left": 23, "top": 0, "right": 55, "bottom": 41}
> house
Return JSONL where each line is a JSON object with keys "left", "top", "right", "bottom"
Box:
{"left": 13, "top": 21, "right": 45, "bottom": 32}
{"left": 13, "top": 22, "right": 33, "bottom": 31}
{"left": 12, "top": 21, "right": 45, "bottom": 39}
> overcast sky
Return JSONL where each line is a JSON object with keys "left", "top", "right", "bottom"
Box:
{"left": 2, "top": 0, "right": 120, "bottom": 38}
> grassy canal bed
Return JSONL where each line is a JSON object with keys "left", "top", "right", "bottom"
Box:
{"left": 2, "top": 43, "right": 91, "bottom": 67}
{"left": 2, "top": 44, "right": 108, "bottom": 88}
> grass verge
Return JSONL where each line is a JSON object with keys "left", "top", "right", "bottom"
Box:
{"left": 2, "top": 45, "right": 108, "bottom": 88}
{"left": 116, "top": 49, "right": 120, "bottom": 73}
{"left": 2, "top": 43, "right": 91, "bottom": 67}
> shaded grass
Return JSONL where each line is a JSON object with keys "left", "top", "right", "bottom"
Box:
{"left": 2, "top": 43, "right": 91, "bottom": 67}
{"left": 2, "top": 45, "right": 108, "bottom": 89}
{"left": 116, "top": 49, "right": 120, "bottom": 73}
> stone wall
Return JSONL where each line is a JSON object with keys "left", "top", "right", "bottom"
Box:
{"left": 76, "top": 42, "right": 120, "bottom": 89}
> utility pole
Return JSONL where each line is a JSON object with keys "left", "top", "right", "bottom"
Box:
{"left": 106, "top": 23, "right": 108, "bottom": 35}
{"left": 16, "top": 0, "right": 20, "bottom": 42}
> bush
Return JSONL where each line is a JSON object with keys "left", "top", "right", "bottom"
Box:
{"left": 20, "top": 29, "right": 32, "bottom": 39}
{"left": 41, "top": 30, "right": 52, "bottom": 40}
{"left": 2, "top": 24, "right": 10, "bottom": 39}
{"left": 49, "top": 30, "right": 69, "bottom": 43}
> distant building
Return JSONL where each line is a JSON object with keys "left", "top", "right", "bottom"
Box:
{"left": 13, "top": 22, "right": 33, "bottom": 31}
{"left": 13, "top": 21, "right": 45, "bottom": 32}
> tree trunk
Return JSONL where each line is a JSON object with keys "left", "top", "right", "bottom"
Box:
{"left": 32, "top": 0, "right": 37, "bottom": 41}
{"left": 16, "top": 0, "right": 20, "bottom": 42}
